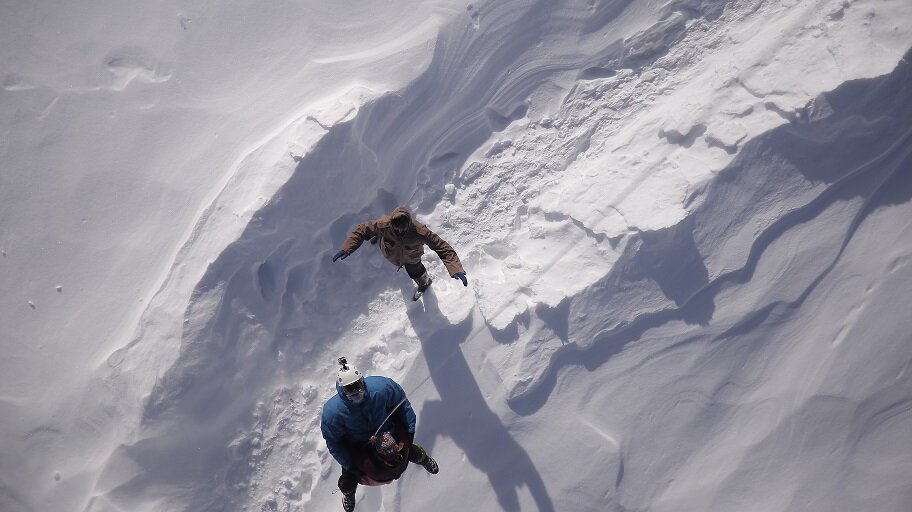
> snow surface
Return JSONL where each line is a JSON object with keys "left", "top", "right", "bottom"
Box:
{"left": 2, "top": 0, "right": 911, "bottom": 511}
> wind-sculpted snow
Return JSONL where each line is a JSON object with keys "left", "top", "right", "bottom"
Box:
{"left": 510, "top": 49, "right": 912, "bottom": 405}
{"left": 98, "top": 1, "right": 681, "bottom": 509}
{"left": 509, "top": 51, "right": 912, "bottom": 509}
{"left": 81, "top": 0, "right": 912, "bottom": 511}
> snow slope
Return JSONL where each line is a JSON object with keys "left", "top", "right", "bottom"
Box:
{"left": 2, "top": 0, "right": 911, "bottom": 511}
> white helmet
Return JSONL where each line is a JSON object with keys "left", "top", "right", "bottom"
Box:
{"left": 337, "top": 357, "right": 366, "bottom": 403}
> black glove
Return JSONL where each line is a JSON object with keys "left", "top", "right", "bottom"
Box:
{"left": 452, "top": 272, "right": 468, "bottom": 286}
{"left": 332, "top": 250, "right": 350, "bottom": 262}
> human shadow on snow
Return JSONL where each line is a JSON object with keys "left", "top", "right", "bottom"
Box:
{"left": 406, "top": 292, "right": 555, "bottom": 512}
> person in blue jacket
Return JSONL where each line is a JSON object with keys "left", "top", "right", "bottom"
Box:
{"left": 321, "top": 357, "right": 439, "bottom": 512}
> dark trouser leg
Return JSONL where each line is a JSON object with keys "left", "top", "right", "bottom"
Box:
{"left": 408, "top": 442, "right": 439, "bottom": 474}
{"left": 338, "top": 469, "right": 359, "bottom": 495}
{"left": 403, "top": 262, "right": 428, "bottom": 280}
{"left": 408, "top": 442, "right": 428, "bottom": 464}
{"left": 404, "top": 262, "right": 432, "bottom": 291}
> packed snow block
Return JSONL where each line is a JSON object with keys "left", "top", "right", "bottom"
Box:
{"left": 705, "top": 121, "right": 747, "bottom": 154}
{"left": 658, "top": 123, "right": 708, "bottom": 148}
{"left": 633, "top": 217, "right": 714, "bottom": 325}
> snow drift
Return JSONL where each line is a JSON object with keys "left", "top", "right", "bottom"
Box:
{"left": 1, "top": 0, "right": 911, "bottom": 511}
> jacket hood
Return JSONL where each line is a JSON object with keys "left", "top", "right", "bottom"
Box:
{"left": 390, "top": 206, "right": 411, "bottom": 222}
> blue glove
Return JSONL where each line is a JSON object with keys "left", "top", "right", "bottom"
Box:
{"left": 452, "top": 272, "right": 468, "bottom": 287}
{"left": 332, "top": 250, "right": 349, "bottom": 262}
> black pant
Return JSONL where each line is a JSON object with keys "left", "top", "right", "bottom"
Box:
{"left": 403, "top": 262, "right": 427, "bottom": 279}
{"left": 338, "top": 442, "right": 431, "bottom": 495}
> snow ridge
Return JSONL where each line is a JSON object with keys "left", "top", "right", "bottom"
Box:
{"left": 79, "top": 0, "right": 912, "bottom": 511}
{"left": 509, "top": 50, "right": 912, "bottom": 410}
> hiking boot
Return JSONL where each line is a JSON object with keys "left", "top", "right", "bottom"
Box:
{"left": 342, "top": 492, "right": 356, "bottom": 512}
{"left": 414, "top": 271, "right": 432, "bottom": 292}
{"left": 420, "top": 454, "right": 439, "bottom": 474}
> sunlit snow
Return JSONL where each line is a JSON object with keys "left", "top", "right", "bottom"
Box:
{"left": 2, "top": 0, "right": 911, "bottom": 511}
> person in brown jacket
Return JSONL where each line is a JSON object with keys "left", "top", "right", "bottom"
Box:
{"left": 332, "top": 206, "right": 467, "bottom": 298}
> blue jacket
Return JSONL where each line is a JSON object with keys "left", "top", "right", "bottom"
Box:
{"left": 321, "top": 375, "right": 417, "bottom": 471}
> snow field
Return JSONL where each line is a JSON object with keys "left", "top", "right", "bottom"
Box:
{"left": 1, "top": 0, "right": 911, "bottom": 511}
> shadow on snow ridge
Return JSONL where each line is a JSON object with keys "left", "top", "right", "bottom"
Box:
{"left": 406, "top": 291, "right": 555, "bottom": 512}
{"left": 507, "top": 47, "right": 912, "bottom": 416}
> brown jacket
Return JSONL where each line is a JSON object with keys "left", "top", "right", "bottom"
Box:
{"left": 341, "top": 206, "right": 465, "bottom": 276}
